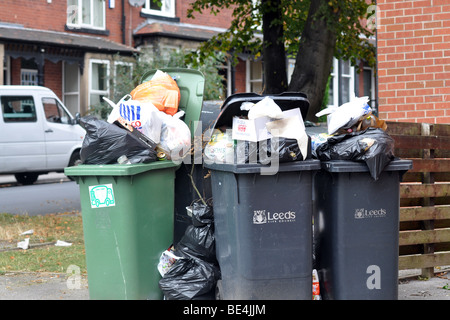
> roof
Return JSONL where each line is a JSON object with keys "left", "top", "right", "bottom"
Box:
{"left": 134, "top": 20, "right": 227, "bottom": 41}
{"left": 0, "top": 24, "right": 136, "bottom": 54}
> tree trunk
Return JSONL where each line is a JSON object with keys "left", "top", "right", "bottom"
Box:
{"left": 288, "top": 0, "right": 337, "bottom": 122}
{"left": 262, "top": 0, "right": 288, "bottom": 94}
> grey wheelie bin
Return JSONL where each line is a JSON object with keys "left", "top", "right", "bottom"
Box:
{"left": 206, "top": 161, "right": 320, "bottom": 300}
{"left": 205, "top": 92, "right": 320, "bottom": 300}
{"left": 313, "top": 159, "right": 412, "bottom": 300}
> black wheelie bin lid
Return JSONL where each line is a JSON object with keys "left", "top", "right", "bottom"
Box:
{"left": 212, "top": 92, "right": 310, "bottom": 129}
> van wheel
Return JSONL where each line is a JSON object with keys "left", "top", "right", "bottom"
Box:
{"left": 15, "top": 173, "right": 39, "bottom": 185}
{"left": 67, "top": 151, "right": 81, "bottom": 181}
{"left": 68, "top": 151, "right": 82, "bottom": 167}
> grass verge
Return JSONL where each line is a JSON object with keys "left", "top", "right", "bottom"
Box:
{"left": 0, "top": 212, "right": 86, "bottom": 275}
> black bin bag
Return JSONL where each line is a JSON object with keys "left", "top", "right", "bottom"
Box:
{"left": 159, "top": 257, "right": 219, "bottom": 300}
{"left": 79, "top": 116, "right": 157, "bottom": 164}
{"left": 315, "top": 128, "right": 395, "bottom": 180}
{"left": 159, "top": 203, "right": 220, "bottom": 300}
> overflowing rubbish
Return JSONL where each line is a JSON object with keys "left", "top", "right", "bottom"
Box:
{"left": 156, "top": 110, "right": 191, "bottom": 162}
{"left": 130, "top": 70, "right": 181, "bottom": 116}
{"left": 206, "top": 96, "right": 311, "bottom": 164}
{"left": 79, "top": 70, "right": 192, "bottom": 165}
{"left": 312, "top": 269, "right": 321, "bottom": 300}
{"left": 157, "top": 245, "right": 181, "bottom": 276}
{"left": 313, "top": 96, "right": 394, "bottom": 180}
{"left": 79, "top": 115, "right": 158, "bottom": 164}
{"left": 159, "top": 202, "right": 220, "bottom": 300}
{"left": 105, "top": 95, "right": 163, "bottom": 143}
{"left": 315, "top": 128, "right": 395, "bottom": 180}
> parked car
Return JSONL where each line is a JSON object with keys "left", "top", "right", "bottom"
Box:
{"left": 0, "top": 85, "right": 85, "bottom": 185}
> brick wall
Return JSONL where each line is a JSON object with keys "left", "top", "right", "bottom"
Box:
{"left": 177, "top": 0, "right": 234, "bottom": 29}
{"left": 44, "top": 61, "right": 62, "bottom": 99}
{"left": 377, "top": 0, "right": 450, "bottom": 123}
{"left": 0, "top": 0, "right": 126, "bottom": 44}
{"left": 0, "top": 0, "right": 233, "bottom": 48}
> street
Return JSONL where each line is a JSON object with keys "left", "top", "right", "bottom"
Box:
{"left": 0, "top": 173, "right": 81, "bottom": 215}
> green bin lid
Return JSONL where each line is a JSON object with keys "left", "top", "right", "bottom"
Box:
{"left": 140, "top": 68, "right": 205, "bottom": 138}
{"left": 64, "top": 161, "right": 179, "bottom": 177}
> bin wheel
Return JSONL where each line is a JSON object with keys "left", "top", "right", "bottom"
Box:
{"left": 215, "top": 279, "right": 223, "bottom": 300}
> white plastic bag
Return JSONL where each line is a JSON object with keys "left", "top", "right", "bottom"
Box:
{"left": 157, "top": 111, "right": 191, "bottom": 162}
{"left": 315, "top": 96, "right": 371, "bottom": 135}
{"left": 157, "top": 246, "right": 181, "bottom": 277}
{"left": 105, "top": 95, "right": 163, "bottom": 143}
{"left": 244, "top": 96, "right": 284, "bottom": 120}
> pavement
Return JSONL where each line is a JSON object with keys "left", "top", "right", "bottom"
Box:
{"left": 0, "top": 268, "right": 448, "bottom": 300}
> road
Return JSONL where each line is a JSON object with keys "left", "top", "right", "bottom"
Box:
{"left": 0, "top": 173, "right": 81, "bottom": 215}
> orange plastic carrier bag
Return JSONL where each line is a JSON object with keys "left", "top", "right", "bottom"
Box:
{"left": 130, "top": 71, "right": 181, "bottom": 116}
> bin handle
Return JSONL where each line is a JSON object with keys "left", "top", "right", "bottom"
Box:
{"left": 233, "top": 173, "right": 240, "bottom": 204}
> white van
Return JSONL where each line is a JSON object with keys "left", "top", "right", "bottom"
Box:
{"left": 0, "top": 85, "right": 85, "bottom": 185}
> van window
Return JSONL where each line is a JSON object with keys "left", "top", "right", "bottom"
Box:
{"left": 43, "top": 97, "right": 71, "bottom": 124}
{"left": 1, "top": 96, "right": 37, "bottom": 123}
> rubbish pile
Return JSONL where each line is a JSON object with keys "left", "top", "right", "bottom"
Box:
{"left": 79, "top": 70, "right": 191, "bottom": 165}
{"left": 312, "top": 96, "right": 395, "bottom": 180}
{"left": 205, "top": 96, "right": 311, "bottom": 165}
{"left": 158, "top": 202, "right": 220, "bottom": 300}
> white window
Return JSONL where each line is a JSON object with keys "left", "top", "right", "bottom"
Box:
{"left": 21, "top": 69, "right": 38, "bottom": 85}
{"left": 246, "top": 60, "right": 263, "bottom": 94}
{"left": 142, "top": 0, "right": 175, "bottom": 18}
{"left": 328, "top": 58, "right": 355, "bottom": 107}
{"left": 43, "top": 97, "right": 72, "bottom": 124}
{"left": 63, "top": 61, "right": 80, "bottom": 116}
{"left": 67, "top": 0, "right": 106, "bottom": 30}
{"left": 89, "top": 59, "right": 110, "bottom": 106}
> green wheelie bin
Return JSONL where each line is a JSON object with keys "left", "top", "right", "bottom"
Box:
{"left": 65, "top": 68, "right": 205, "bottom": 300}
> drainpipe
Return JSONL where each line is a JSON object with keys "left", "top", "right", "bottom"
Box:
{"left": 122, "top": 0, "right": 126, "bottom": 44}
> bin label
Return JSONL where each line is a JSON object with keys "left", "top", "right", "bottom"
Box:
{"left": 354, "top": 208, "right": 387, "bottom": 219}
{"left": 253, "top": 210, "right": 296, "bottom": 224}
{"left": 89, "top": 184, "right": 115, "bottom": 208}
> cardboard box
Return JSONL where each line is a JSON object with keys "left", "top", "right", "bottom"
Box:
{"left": 231, "top": 108, "right": 304, "bottom": 142}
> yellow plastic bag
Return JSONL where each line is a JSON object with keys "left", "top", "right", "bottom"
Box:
{"left": 130, "top": 70, "right": 180, "bottom": 116}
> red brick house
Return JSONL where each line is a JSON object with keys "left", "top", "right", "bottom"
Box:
{"left": 0, "top": 0, "right": 234, "bottom": 116}
{"left": 0, "top": 0, "right": 376, "bottom": 119}
{"left": 377, "top": 0, "right": 450, "bottom": 124}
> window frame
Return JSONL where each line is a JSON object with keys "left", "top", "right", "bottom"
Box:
{"left": 88, "top": 59, "right": 110, "bottom": 107}
{"left": 141, "top": 0, "right": 175, "bottom": 18}
{"left": 21, "top": 69, "right": 38, "bottom": 86}
{"left": 66, "top": 0, "right": 106, "bottom": 31}
{"left": 63, "top": 61, "right": 81, "bottom": 116}
{"left": 42, "top": 97, "right": 72, "bottom": 125}
{"left": 328, "top": 58, "right": 355, "bottom": 108}
{"left": 1, "top": 95, "right": 38, "bottom": 123}
{"left": 246, "top": 59, "right": 263, "bottom": 94}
